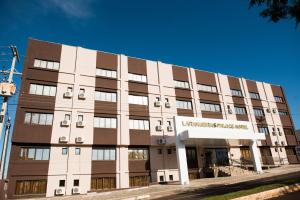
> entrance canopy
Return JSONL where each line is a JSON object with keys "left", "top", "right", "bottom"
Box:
{"left": 175, "top": 116, "right": 266, "bottom": 146}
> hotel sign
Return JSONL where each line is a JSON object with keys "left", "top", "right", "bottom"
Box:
{"left": 181, "top": 121, "right": 248, "bottom": 130}
{"left": 174, "top": 116, "right": 265, "bottom": 141}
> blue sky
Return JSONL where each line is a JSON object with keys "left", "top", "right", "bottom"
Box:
{"left": 0, "top": 0, "right": 299, "bottom": 174}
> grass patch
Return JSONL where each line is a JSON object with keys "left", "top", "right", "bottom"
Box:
{"left": 202, "top": 177, "right": 300, "bottom": 200}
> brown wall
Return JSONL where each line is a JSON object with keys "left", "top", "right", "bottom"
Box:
{"left": 130, "top": 130, "right": 151, "bottom": 145}
{"left": 96, "top": 52, "right": 118, "bottom": 70}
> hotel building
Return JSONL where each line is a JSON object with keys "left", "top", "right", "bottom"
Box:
{"left": 7, "top": 38, "right": 299, "bottom": 198}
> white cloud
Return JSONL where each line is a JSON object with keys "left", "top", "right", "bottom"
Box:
{"left": 40, "top": 0, "right": 95, "bottom": 19}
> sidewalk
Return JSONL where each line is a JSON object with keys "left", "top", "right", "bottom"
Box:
{"left": 31, "top": 165, "right": 300, "bottom": 200}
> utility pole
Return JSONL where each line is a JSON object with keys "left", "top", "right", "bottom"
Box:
{"left": 0, "top": 46, "right": 19, "bottom": 180}
{"left": 0, "top": 117, "right": 10, "bottom": 179}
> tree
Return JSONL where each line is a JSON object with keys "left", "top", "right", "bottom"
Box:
{"left": 249, "top": 0, "right": 300, "bottom": 28}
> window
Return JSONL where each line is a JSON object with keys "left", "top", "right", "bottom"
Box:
{"left": 95, "top": 91, "right": 117, "bottom": 102}
{"left": 128, "top": 148, "right": 148, "bottom": 160}
{"left": 279, "top": 111, "right": 288, "bottom": 116}
{"left": 94, "top": 117, "right": 117, "bottom": 128}
{"left": 167, "top": 149, "right": 172, "bottom": 154}
{"left": 157, "top": 149, "right": 162, "bottom": 154}
{"left": 128, "top": 73, "right": 147, "bottom": 83}
{"left": 29, "top": 84, "right": 56, "bottom": 96}
{"left": 274, "top": 96, "right": 284, "bottom": 103}
{"left": 91, "top": 177, "right": 116, "bottom": 190}
{"left": 253, "top": 108, "right": 265, "bottom": 117}
{"left": 78, "top": 115, "right": 83, "bottom": 122}
{"left": 62, "top": 148, "right": 68, "bottom": 155}
{"left": 284, "top": 129, "right": 294, "bottom": 135}
{"left": 129, "top": 176, "right": 149, "bottom": 187}
{"left": 169, "top": 175, "right": 173, "bottom": 181}
{"left": 34, "top": 59, "right": 59, "bottom": 70}
{"left": 64, "top": 114, "right": 71, "bottom": 120}
{"left": 258, "top": 127, "right": 269, "bottom": 135}
{"left": 128, "top": 95, "right": 148, "bottom": 105}
{"left": 59, "top": 180, "right": 65, "bottom": 187}
{"left": 92, "top": 148, "right": 116, "bottom": 160}
{"left": 24, "top": 112, "right": 54, "bottom": 125}
{"left": 198, "top": 84, "right": 217, "bottom": 93}
{"left": 15, "top": 180, "right": 47, "bottom": 195}
{"left": 231, "top": 89, "right": 243, "bottom": 97}
{"left": 174, "top": 80, "right": 189, "bottom": 89}
{"left": 176, "top": 100, "right": 192, "bottom": 110}
{"left": 75, "top": 148, "right": 81, "bottom": 155}
{"left": 19, "top": 147, "right": 50, "bottom": 160}
{"left": 159, "top": 176, "right": 164, "bottom": 182}
{"left": 96, "top": 68, "right": 117, "bottom": 78}
{"left": 235, "top": 107, "right": 247, "bottom": 115}
{"left": 200, "top": 102, "right": 221, "bottom": 112}
{"left": 73, "top": 180, "right": 79, "bottom": 187}
{"left": 249, "top": 92, "right": 260, "bottom": 99}
{"left": 129, "top": 119, "right": 149, "bottom": 130}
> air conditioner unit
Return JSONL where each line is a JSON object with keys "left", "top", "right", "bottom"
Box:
{"left": 167, "top": 126, "right": 173, "bottom": 132}
{"left": 61, "top": 120, "right": 70, "bottom": 127}
{"left": 272, "top": 131, "right": 276, "bottom": 136}
{"left": 272, "top": 108, "right": 277, "bottom": 113}
{"left": 278, "top": 132, "right": 282, "bottom": 136}
{"left": 154, "top": 101, "right": 162, "bottom": 107}
{"left": 228, "top": 109, "right": 233, "bottom": 114}
{"left": 55, "top": 188, "right": 65, "bottom": 195}
{"left": 78, "top": 93, "right": 86, "bottom": 100}
{"left": 165, "top": 102, "right": 171, "bottom": 108}
{"left": 64, "top": 91, "right": 73, "bottom": 98}
{"left": 281, "top": 141, "right": 285, "bottom": 146}
{"left": 157, "top": 138, "right": 167, "bottom": 145}
{"left": 156, "top": 125, "right": 162, "bottom": 131}
{"left": 72, "top": 187, "right": 80, "bottom": 194}
{"left": 76, "top": 121, "right": 85, "bottom": 127}
{"left": 266, "top": 108, "right": 271, "bottom": 113}
{"left": 75, "top": 137, "right": 84, "bottom": 143}
{"left": 59, "top": 136, "right": 68, "bottom": 143}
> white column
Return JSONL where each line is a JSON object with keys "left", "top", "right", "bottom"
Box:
{"left": 175, "top": 130, "right": 189, "bottom": 185}
{"left": 250, "top": 140, "right": 263, "bottom": 173}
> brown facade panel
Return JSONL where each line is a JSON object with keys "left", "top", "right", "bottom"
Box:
{"left": 175, "top": 88, "right": 192, "bottom": 99}
{"left": 129, "top": 160, "right": 150, "bottom": 172}
{"left": 91, "top": 161, "right": 116, "bottom": 174}
{"left": 201, "top": 111, "right": 223, "bottom": 119}
{"left": 198, "top": 92, "right": 220, "bottom": 102}
{"left": 271, "top": 85, "right": 284, "bottom": 98}
{"left": 94, "top": 101, "right": 117, "bottom": 115}
{"left": 251, "top": 99, "right": 263, "bottom": 107}
{"left": 129, "top": 105, "right": 149, "bottom": 117}
{"left": 227, "top": 76, "right": 241, "bottom": 90}
{"left": 276, "top": 103, "right": 288, "bottom": 110}
{"left": 195, "top": 70, "right": 217, "bottom": 86}
{"left": 172, "top": 65, "right": 189, "bottom": 81}
{"left": 246, "top": 80, "right": 259, "bottom": 92}
{"left": 260, "top": 135, "right": 272, "bottom": 146}
{"left": 19, "top": 95, "right": 56, "bottom": 110}
{"left": 129, "top": 130, "right": 150, "bottom": 145}
{"left": 232, "top": 97, "right": 245, "bottom": 105}
{"left": 236, "top": 114, "right": 249, "bottom": 121}
{"left": 285, "top": 135, "right": 298, "bottom": 146}
{"left": 128, "top": 82, "right": 148, "bottom": 93}
{"left": 176, "top": 109, "right": 194, "bottom": 117}
{"left": 96, "top": 51, "right": 118, "bottom": 70}
{"left": 95, "top": 78, "right": 118, "bottom": 90}
{"left": 127, "top": 57, "right": 147, "bottom": 75}
{"left": 93, "top": 128, "right": 117, "bottom": 145}
{"left": 280, "top": 116, "right": 293, "bottom": 127}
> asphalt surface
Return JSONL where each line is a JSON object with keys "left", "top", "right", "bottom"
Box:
{"left": 154, "top": 172, "right": 300, "bottom": 200}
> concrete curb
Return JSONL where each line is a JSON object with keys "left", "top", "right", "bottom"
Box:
{"left": 232, "top": 183, "right": 300, "bottom": 200}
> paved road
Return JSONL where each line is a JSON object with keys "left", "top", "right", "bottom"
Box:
{"left": 270, "top": 191, "right": 300, "bottom": 200}
{"left": 154, "top": 172, "right": 300, "bottom": 200}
